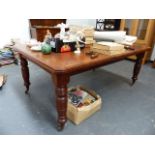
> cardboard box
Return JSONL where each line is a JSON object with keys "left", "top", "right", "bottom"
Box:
{"left": 67, "top": 86, "right": 102, "bottom": 125}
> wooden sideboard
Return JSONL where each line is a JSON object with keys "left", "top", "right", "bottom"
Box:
{"left": 29, "top": 19, "right": 67, "bottom": 41}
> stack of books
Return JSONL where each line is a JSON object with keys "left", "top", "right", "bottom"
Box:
{"left": 92, "top": 41, "right": 125, "bottom": 55}
{"left": 83, "top": 28, "right": 95, "bottom": 44}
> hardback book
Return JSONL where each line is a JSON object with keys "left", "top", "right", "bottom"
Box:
{"left": 85, "top": 37, "right": 94, "bottom": 41}
{"left": 85, "top": 40, "right": 95, "bottom": 44}
{"left": 92, "top": 48, "right": 125, "bottom": 55}
{"left": 83, "top": 29, "right": 94, "bottom": 37}
{"left": 93, "top": 41, "right": 124, "bottom": 51}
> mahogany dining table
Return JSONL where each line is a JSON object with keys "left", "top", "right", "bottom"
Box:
{"left": 13, "top": 43, "right": 150, "bottom": 131}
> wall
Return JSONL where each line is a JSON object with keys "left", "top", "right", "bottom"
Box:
{"left": 67, "top": 19, "right": 96, "bottom": 27}
{"left": 0, "top": 19, "right": 30, "bottom": 48}
{"left": 0, "top": 19, "right": 96, "bottom": 48}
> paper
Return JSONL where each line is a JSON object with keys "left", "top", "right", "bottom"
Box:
{"left": 94, "top": 31, "right": 126, "bottom": 42}
{"left": 117, "top": 35, "right": 137, "bottom": 45}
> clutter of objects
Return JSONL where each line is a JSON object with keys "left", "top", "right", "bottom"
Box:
{"left": 12, "top": 23, "right": 137, "bottom": 55}
{"left": 68, "top": 86, "right": 97, "bottom": 108}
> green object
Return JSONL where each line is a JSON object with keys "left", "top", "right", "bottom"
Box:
{"left": 41, "top": 43, "right": 51, "bottom": 54}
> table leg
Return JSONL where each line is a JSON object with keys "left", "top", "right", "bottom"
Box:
{"left": 152, "top": 59, "right": 155, "bottom": 68}
{"left": 52, "top": 74, "right": 70, "bottom": 131}
{"left": 20, "top": 55, "right": 30, "bottom": 94}
{"left": 132, "top": 53, "right": 144, "bottom": 85}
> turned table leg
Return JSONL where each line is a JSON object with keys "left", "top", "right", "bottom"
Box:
{"left": 152, "top": 59, "right": 155, "bottom": 68}
{"left": 132, "top": 53, "right": 144, "bottom": 85}
{"left": 52, "top": 74, "right": 70, "bottom": 131}
{"left": 20, "top": 55, "right": 31, "bottom": 94}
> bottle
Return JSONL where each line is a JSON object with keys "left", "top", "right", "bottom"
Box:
{"left": 50, "top": 37, "right": 56, "bottom": 52}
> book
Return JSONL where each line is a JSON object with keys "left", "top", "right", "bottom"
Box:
{"left": 93, "top": 41, "right": 124, "bottom": 51}
{"left": 83, "top": 29, "right": 94, "bottom": 37}
{"left": 85, "top": 37, "right": 94, "bottom": 41}
{"left": 85, "top": 40, "right": 95, "bottom": 44}
{"left": 92, "top": 48, "right": 125, "bottom": 55}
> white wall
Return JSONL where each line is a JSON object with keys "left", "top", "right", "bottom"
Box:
{"left": 0, "top": 19, "right": 96, "bottom": 48}
{"left": 0, "top": 19, "right": 30, "bottom": 48}
{"left": 67, "top": 19, "right": 96, "bottom": 27}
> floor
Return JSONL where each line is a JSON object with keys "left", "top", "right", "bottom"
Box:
{"left": 0, "top": 60, "right": 155, "bottom": 135}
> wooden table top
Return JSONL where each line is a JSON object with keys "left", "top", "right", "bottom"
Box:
{"left": 13, "top": 43, "right": 150, "bottom": 75}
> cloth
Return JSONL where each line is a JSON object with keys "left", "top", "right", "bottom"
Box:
{"left": 0, "top": 47, "right": 17, "bottom": 67}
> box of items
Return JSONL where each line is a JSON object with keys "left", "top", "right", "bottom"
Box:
{"left": 67, "top": 86, "right": 102, "bottom": 125}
